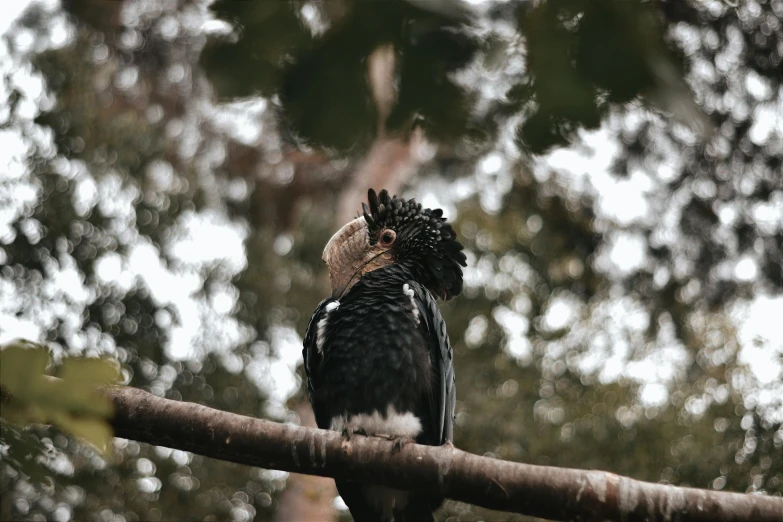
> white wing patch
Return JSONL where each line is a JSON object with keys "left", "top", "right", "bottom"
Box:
{"left": 402, "top": 283, "right": 419, "bottom": 325}
{"left": 316, "top": 300, "right": 340, "bottom": 353}
{"left": 329, "top": 406, "right": 422, "bottom": 438}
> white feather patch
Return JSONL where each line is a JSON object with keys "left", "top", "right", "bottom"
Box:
{"left": 402, "top": 283, "right": 419, "bottom": 325}
{"left": 316, "top": 300, "right": 340, "bottom": 353}
{"left": 329, "top": 406, "right": 422, "bottom": 438}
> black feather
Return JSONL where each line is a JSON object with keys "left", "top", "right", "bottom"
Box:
{"left": 363, "top": 188, "right": 466, "bottom": 301}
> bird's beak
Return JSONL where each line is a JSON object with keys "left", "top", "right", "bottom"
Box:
{"left": 323, "top": 216, "right": 371, "bottom": 298}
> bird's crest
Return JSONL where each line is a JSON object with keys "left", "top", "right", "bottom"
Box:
{"left": 362, "top": 189, "right": 467, "bottom": 300}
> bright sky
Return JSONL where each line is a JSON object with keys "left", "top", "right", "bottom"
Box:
{"left": 0, "top": 1, "right": 31, "bottom": 35}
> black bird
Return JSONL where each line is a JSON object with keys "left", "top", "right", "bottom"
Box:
{"left": 303, "top": 188, "right": 466, "bottom": 522}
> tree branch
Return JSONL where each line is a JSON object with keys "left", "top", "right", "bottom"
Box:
{"left": 98, "top": 385, "right": 781, "bottom": 522}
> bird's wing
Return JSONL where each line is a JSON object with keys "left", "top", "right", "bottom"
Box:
{"left": 302, "top": 297, "right": 336, "bottom": 429}
{"left": 408, "top": 281, "right": 456, "bottom": 444}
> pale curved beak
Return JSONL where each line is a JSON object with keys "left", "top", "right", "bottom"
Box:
{"left": 322, "top": 216, "right": 370, "bottom": 298}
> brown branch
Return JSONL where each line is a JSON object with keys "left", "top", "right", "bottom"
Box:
{"left": 274, "top": 401, "right": 337, "bottom": 522}
{"left": 99, "top": 385, "right": 782, "bottom": 522}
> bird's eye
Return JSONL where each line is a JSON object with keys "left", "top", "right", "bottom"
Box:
{"left": 380, "top": 230, "right": 396, "bottom": 247}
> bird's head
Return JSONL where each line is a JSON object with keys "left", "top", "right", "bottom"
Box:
{"left": 323, "top": 189, "right": 467, "bottom": 300}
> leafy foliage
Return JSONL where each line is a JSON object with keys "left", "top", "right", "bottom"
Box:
{"left": 0, "top": 341, "right": 120, "bottom": 459}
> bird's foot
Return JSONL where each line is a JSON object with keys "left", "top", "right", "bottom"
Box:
{"left": 369, "top": 433, "right": 415, "bottom": 452}
{"left": 442, "top": 440, "right": 455, "bottom": 449}
{"left": 391, "top": 436, "right": 415, "bottom": 453}
{"left": 341, "top": 427, "right": 368, "bottom": 442}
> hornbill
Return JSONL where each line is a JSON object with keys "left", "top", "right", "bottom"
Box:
{"left": 303, "top": 189, "right": 466, "bottom": 521}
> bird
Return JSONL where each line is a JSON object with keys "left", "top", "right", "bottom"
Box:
{"left": 302, "top": 188, "right": 466, "bottom": 522}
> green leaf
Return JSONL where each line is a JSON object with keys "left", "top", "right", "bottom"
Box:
{"left": 1, "top": 341, "right": 120, "bottom": 458}
{"left": 0, "top": 342, "right": 49, "bottom": 399}
{"left": 54, "top": 357, "right": 121, "bottom": 417}
{"left": 50, "top": 412, "right": 113, "bottom": 457}
{"left": 59, "top": 356, "right": 121, "bottom": 387}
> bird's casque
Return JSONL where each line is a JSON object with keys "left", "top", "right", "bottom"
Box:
{"left": 303, "top": 189, "right": 465, "bottom": 522}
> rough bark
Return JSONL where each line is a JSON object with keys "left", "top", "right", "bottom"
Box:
{"left": 274, "top": 401, "right": 337, "bottom": 522}
{"left": 98, "top": 385, "right": 782, "bottom": 522}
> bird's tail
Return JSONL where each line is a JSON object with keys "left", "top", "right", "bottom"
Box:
{"left": 337, "top": 480, "right": 385, "bottom": 522}
{"left": 397, "top": 496, "right": 437, "bottom": 522}
{"left": 348, "top": 501, "right": 435, "bottom": 522}
{"left": 336, "top": 480, "right": 439, "bottom": 522}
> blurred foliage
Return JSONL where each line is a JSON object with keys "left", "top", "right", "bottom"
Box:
{"left": 0, "top": 421, "right": 52, "bottom": 486}
{"left": 0, "top": 341, "right": 119, "bottom": 472}
{"left": 0, "top": 1, "right": 781, "bottom": 522}
{"left": 202, "top": 0, "right": 700, "bottom": 154}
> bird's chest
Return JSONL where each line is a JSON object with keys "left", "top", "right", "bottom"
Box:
{"left": 314, "top": 286, "right": 431, "bottom": 423}
{"left": 320, "top": 288, "right": 421, "bottom": 359}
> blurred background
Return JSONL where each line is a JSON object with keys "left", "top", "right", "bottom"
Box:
{"left": 0, "top": 0, "right": 781, "bottom": 521}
